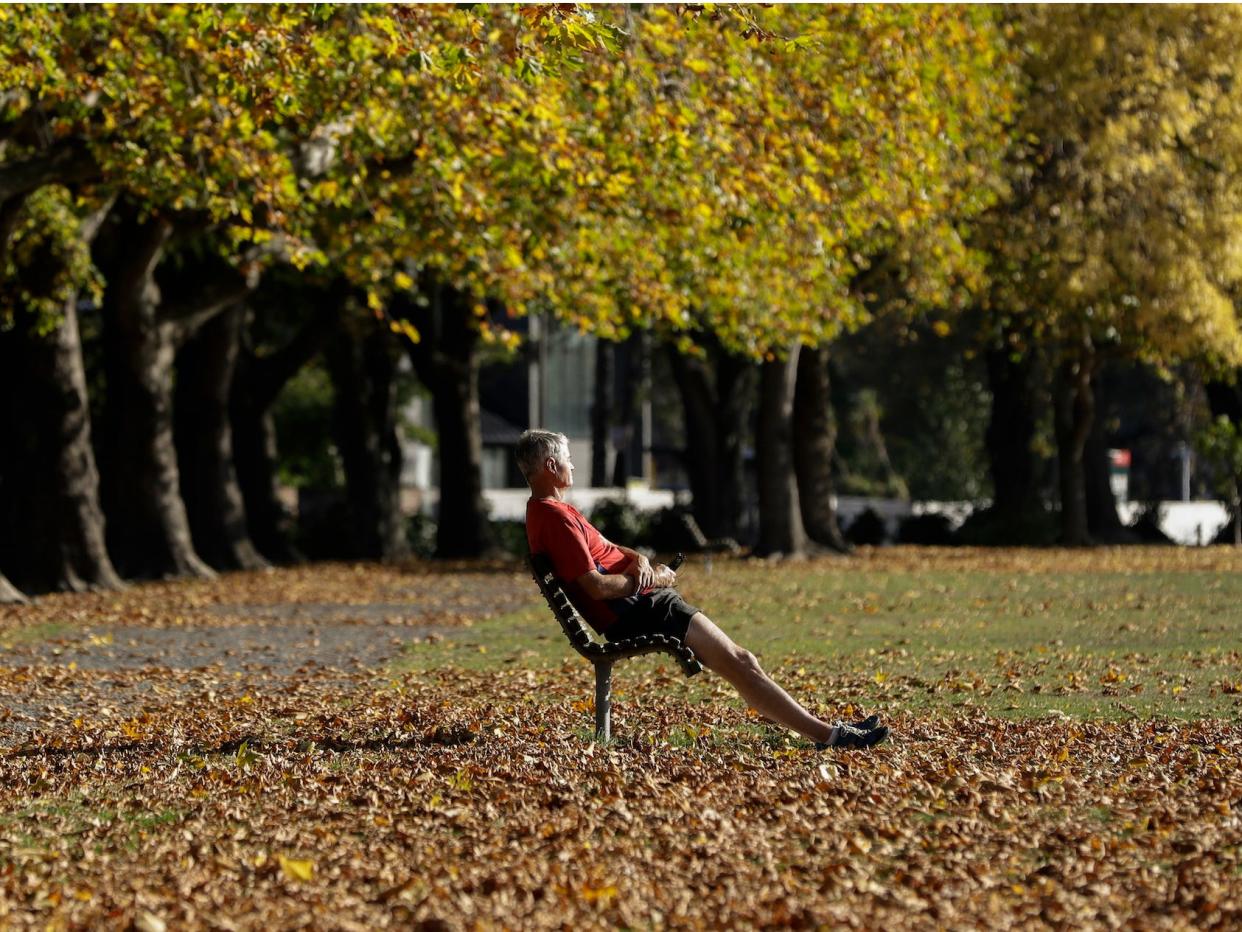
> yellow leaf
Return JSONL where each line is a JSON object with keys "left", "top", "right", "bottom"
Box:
{"left": 278, "top": 854, "right": 315, "bottom": 882}
{"left": 873, "top": 671, "right": 887, "bottom": 685}
{"left": 394, "top": 271, "right": 414, "bottom": 291}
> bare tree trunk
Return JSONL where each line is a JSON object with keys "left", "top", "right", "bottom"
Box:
{"left": 793, "top": 344, "right": 849, "bottom": 552}
{"left": 231, "top": 297, "right": 336, "bottom": 563}
{"left": 0, "top": 571, "right": 26, "bottom": 604}
{"left": 397, "top": 281, "right": 495, "bottom": 559}
{"left": 667, "top": 337, "right": 755, "bottom": 542}
{"left": 100, "top": 211, "right": 213, "bottom": 578}
{"left": 1053, "top": 345, "right": 1095, "bottom": 547}
{"left": 1205, "top": 374, "right": 1242, "bottom": 545}
{"left": 175, "top": 303, "right": 268, "bottom": 571}
{"left": 0, "top": 199, "right": 119, "bottom": 592}
{"left": 1083, "top": 372, "right": 1126, "bottom": 543}
{"left": 98, "top": 205, "right": 258, "bottom": 578}
{"left": 985, "top": 346, "right": 1041, "bottom": 520}
{"left": 755, "top": 346, "right": 808, "bottom": 557}
{"left": 324, "top": 311, "right": 407, "bottom": 561}
{"left": 591, "top": 338, "right": 616, "bottom": 488}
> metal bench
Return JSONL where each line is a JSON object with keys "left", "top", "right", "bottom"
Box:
{"left": 528, "top": 553, "right": 703, "bottom": 741}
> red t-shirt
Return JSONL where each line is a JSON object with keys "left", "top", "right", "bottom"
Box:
{"left": 526, "top": 497, "right": 644, "bottom": 632}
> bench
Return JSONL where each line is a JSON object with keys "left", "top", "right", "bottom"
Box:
{"left": 528, "top": 553, "right": 703, "bottom": 741}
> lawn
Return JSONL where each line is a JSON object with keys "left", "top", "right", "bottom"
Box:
{"left": 2, "top": 548, "right": 1241, "bottom": 928}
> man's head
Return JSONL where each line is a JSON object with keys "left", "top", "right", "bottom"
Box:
{"left": 516, "top": 429, "right": 574, "bottom": 490}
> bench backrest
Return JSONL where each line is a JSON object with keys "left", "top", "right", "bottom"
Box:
{"left": 528, "top": 553, "right": 598, "bottom": 656}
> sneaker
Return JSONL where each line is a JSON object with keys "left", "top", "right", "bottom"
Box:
{"left": 850, "top": 714, "right": 880, "bottom": 731}
{"left": 815, "top": 722, "right": 890, "bottom": 750}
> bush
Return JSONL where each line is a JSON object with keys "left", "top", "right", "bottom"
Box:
{"left": 845, "top": 508, "right": 887, "bottom": 546}
{"left": 896, "top": 513, "right": 956, "bottom": 546}
{"left": 490, "top": 519, "right": 530, "bottom": 557}
{"left": 955, "top": 506, "right": 1058, "bottom": 546}
{"left": 407, "top": 513, "right": 437, "bottom": 559}
{"left": 589, "top": 497, "right": 649, "bottom": 548}
{"left": 646, "top": 506, "right": 708, "bottom": 552}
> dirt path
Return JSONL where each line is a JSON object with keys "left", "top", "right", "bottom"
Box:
{"left": 0, "top": 563, "right": 535, "bottom": 744}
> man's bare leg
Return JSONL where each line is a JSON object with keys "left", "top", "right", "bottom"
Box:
{"left": 684, "top": 612, "right": 835, "bottom": 744}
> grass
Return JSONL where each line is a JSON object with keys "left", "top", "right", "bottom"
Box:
{"left": 0, "top": 621, "right": 72, "bottom": 652}
{"left": 391, "top": 546, "right": 1242, "bottom": 722}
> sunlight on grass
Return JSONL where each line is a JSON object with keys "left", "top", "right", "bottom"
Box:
{"left": 391, "top": 546, "right": 1242, "bottom": 721}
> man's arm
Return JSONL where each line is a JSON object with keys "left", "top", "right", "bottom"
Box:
{"left": 576, "top": 562, "right": 677, "bottom": 600}
{"left": 605, "top": 540, "right": 656, "bottom": 590}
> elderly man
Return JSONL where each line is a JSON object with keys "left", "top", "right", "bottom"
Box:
{"left": 517, "top": 429, "right": 888, "bottom": 750}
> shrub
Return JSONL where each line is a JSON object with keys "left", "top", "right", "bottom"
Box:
{"left": 407, "top": 513, "right": 438, "bottom": 559}
{"left": 589, "top": 497, "right": 649, "bottom": 548}
{"left": 845, "top": 508, "right": 887, "bottom": 546}
{"left": 490, "top": 519, "right": 530, "bottom": 557}
{"left": 896, "top": 513, "right": 956, "bottom": 546}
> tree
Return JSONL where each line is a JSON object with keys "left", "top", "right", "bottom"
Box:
{"left": 981, "top": 6, "right": 1242, "bottom": 544}
{"left": 0, "top": 187, "right": 119, "bottom": 593}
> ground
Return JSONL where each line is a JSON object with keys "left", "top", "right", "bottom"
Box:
{"left": 1, "top": 548, "right": 1241, "bottom": 929}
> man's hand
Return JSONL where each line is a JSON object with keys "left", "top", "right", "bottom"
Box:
{"left": 626, "top": 553, "right": 656, "bottom": 591}
{"left": 651, "top": 564, "right": 677, "bottom": 588}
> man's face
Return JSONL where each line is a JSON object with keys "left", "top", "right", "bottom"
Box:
{"left": 548, "top": 448, "right": 574, "bottom": 488}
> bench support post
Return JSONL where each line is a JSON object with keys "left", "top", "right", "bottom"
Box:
{"left": 594, "top": 661, "right": 612, "bottom": 741}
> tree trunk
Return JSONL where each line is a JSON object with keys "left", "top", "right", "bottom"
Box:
{"left": 1083, "top": 372, "right": 1126, "bottom": 542}
{"left": 230, "top": 298, "right": 336, "bottom": 563}
{"left": 397, "top": 282, "right": 495, "bottom": 559}
{"left": 97, "top": 205, "right": 258, "bottom": 578}
{"left": 755, "top": 346, "right": 808, "bottom": 557}
{"left": 8, "top": 300, "right": 123, "bottom": 591}
{"left": 175, "top": 303, "right": 268, "bottom": 571}
{"left": 666, "top": 337, "right": 755, "bottom": 542}
{"left": 99, "top": 211, "right": 214, "bottom": 579}
{"left": 984, "top": 347, "right": 1041, "bottom": 520}
{"left": 0, "top": 200, "right": 120, "bottom": 592}
{"left": 591, "top": 338, "right": 616, "bottom": 488}
{"left": 1053, "top": 347, "right": 1095, "bottom": 547}
{"left": 793, "top": 344, "right": 849, "bottom": 552}
{"left": 1204, "top": 373, "right": 1242, "bottom": 546}
{"left": 0, "top": 571, "right": 27, "bottom": 603}
{"left": 324, "top": 311, "right": 407, "bottom": 561}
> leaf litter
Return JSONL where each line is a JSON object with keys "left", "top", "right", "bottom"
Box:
{"left": 1, "top": 552, "right": 1240, "bottom": 928}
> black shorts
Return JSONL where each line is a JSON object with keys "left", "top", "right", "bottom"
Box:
{"left": 603, "top": 589, "right": 701, "bottom": 644}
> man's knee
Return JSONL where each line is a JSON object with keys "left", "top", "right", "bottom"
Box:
{"left": 732, "top": 647, "right": 764, "bottom": 676}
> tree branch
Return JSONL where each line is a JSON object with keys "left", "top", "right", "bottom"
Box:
{"left": 0, "top": 138, "right": 98, "bottom": 203}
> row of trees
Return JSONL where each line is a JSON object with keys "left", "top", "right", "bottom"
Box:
{"left": 2, "top": 6, "right": 1242, "bottom": 602}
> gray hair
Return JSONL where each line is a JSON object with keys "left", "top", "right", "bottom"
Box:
{"left": 515, "top": 429, "right": 569, "bottom": 481}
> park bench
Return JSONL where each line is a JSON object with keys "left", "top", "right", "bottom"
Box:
{"left": 527, "top": 552, "right": 703, "bottom": 741}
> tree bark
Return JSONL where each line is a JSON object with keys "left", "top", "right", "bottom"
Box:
{"left": 1053, "top": 346, "right": 1095, "bottom": 547}
{"left": 984, "top": 347, "right": 1041, "bottom": 521}
{"left": 231, "top": 298, "right": 336, "bottom": 563}
{"left": 1083, "top": 372, "right": 1126, "bottom": 542}
{"left": 591, "top": 338, "right": 616, "bottom": 488}
{"left": 324, "top": 310, "right": 408, "bottom": 561}
{"left": 1205, "top": 373, "right": 1242, "bottom": 545}
{"left": 97, "top": 206, "right": 256, "bottom": 578}
{"left": 755, "top": 346, "right": 808, "bottom": 557}
{"left": 0, "top": 199, "right": 120, "bottom": 593}
{"left": 175, "top": 303, "right": 268, "bottom": 571}
{"left": 793, "top": 344, "right": 849, "bottom": 552}
{"left": 666, "top": 338, "right": 755, "bottom": 542}
{"left": 397, "top": 281, "right": 496, "bottom": 559}
{"left": 0, "top": 571, "right": 27, "bottom": 604}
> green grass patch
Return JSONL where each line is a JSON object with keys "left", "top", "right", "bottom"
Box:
{"left": 0, "top": 621, "right": 73, "bottom": 652}
{"left": 389, "top": 549, "right": 1242, "bottom": 721}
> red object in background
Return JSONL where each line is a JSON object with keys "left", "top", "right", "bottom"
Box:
{"left": 1110, "top": 449, "right": 1132, "bottom": 468}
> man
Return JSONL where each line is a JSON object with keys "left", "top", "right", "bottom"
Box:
{"left": 517, "top": 429, "right": 888, "bottom": 750}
